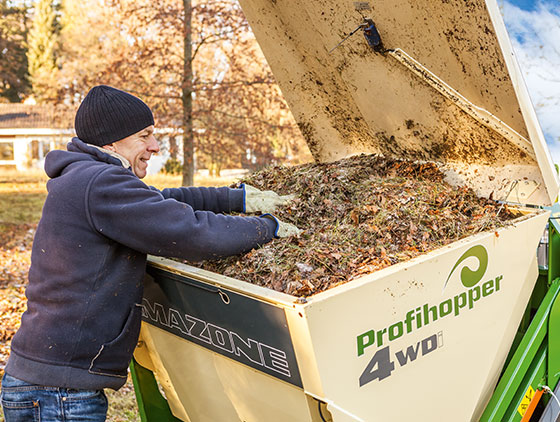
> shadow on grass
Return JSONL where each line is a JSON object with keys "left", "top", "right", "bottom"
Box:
{"left": 0, "top": 192, "right": 46, "bottom": 225}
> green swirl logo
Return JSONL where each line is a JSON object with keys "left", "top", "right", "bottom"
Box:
{"left": 443, "top": 245, "right": 488, "bottom": 290}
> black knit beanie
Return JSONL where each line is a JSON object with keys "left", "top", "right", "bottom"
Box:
{"left": 74, "top": 85, "right": 154, "bottom": 146}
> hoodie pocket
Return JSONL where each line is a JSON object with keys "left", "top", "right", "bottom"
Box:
{"left": 88, "top": 304, "right": 143, "bottom": 378}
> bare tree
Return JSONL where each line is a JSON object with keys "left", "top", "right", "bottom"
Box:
{"left": 54, "top": 0, "right": 309, "bottom": 184}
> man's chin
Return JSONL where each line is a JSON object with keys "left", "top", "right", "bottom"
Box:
{"left": 135, "top": 161, "right": 149, "bottom": 178}
{"left": 134, "top": 167, "right": 147, "bottom": 179}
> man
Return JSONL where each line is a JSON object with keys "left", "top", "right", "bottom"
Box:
{"left": 1, "top": 85, "right": 298, "bottom": 421}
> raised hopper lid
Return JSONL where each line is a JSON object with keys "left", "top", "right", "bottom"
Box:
{"left": 239, "top": 0, "right": 559, "bottom": 206}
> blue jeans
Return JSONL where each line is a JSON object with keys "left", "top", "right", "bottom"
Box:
{"left": 1, "top": 373, "right": 108, "bottom": 422}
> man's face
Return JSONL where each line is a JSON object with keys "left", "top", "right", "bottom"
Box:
{"left": 103, "top": 125, "right": 159, "bottom": 178}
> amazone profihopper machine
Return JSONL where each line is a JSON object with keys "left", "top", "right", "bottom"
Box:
{"left": 130, "top": 0, "right": 560, "bottom": 420}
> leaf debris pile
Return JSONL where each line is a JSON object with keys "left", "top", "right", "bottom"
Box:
{"left": 190, "top": 154, "right": 519, "bottom": 297}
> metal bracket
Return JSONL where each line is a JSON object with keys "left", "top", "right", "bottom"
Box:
{"left": 537, "top": 382, "right": 560, "bottom": 421}
{"left": 329, "top": 18, "right": 384, "bottom": 54}
{"left": 505, "top": 180, "right": 541, "bottom": 204}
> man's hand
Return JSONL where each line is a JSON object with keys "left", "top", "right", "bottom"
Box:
{"left": 261, "top": 214, "right": 302, "bottom": 238}
{"left": 244, "top": 184, "right": 295, "bottom": 213}
{"left": 276, "top": 220, "right": 302, "bottom": 238}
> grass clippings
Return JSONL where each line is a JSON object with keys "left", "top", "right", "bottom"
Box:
{"left": 191, "top": 154, "right": 519, "bottom": 297}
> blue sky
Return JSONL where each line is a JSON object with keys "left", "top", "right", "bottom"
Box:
{"left": 507, "top": 0, "right": 541, "bottom": 11}
{"left": 498, "top": 0, "right": 560, "bottom": 162}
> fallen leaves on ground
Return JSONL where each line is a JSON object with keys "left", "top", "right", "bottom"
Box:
{"left": 189, "top": 154, "right": 518, "bottom": 297}
{"left": 0, "top": 222, "right": 139, "bottom": 421}
{"left": 0, "top": 223, "right": 34, "bottom": 371}
{"left": 0, "top": 224, "right": 35, "bottom": 288}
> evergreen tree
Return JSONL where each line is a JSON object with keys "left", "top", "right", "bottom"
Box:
{"left": 0, "top": 1, "right": 31, "bottom": 102}
{"left": 27, "top": 0, "right": 58, "bottom": 101}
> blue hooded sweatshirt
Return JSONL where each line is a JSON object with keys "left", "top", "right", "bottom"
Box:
{"left": 6, "top": 138, "right": 276, "bottom": 390}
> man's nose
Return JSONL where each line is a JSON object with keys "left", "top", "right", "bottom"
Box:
{"left": 148, "top": 135, "right": 160, "bottom": 153}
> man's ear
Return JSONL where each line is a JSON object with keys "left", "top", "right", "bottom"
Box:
{"left": 102, "top": 143, "right": 116, "bottom": 152}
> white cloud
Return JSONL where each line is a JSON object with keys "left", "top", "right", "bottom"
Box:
{"left": 500, "top": 1, "right": 560, "bottom": 163}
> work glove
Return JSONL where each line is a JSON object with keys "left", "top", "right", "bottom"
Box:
{"left": 261, "top": 214, "right": 302, "bottom": 238}
{"left": 243, "top": 184, "right": 295, "bottom": 214}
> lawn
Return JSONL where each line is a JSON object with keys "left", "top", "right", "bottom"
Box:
{"left": 0, "top": 168, "right": 238, "bottom": 421}
{"left": 0, "top": 169, "right": 48, "bottom": 224}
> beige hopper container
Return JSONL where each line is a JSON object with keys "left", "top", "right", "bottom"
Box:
{"left": 134, "top": 0, "right": 560, "bottom": 420}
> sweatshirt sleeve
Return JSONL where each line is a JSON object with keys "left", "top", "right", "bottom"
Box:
{"left": 154, "top": 186, "right": 244, "bottom": 213}
{"left": 86, "top": 168, "right": 275, "bottom": 261}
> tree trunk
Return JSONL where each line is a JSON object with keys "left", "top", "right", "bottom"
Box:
{"left": 181, "top": 0, "right": 194, "bottom": 186}
{"left": 168, "top": 136, "right": 178, "bottom": 160}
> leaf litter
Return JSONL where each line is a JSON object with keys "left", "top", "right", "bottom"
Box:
{"left": 0, "top": 223, "right": 34, "bottom": 371}
{"left": 186, "top": 154, "right": 519, "bottom": 297}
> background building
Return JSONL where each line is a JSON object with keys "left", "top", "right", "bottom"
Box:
{"left": 0, "top": 103, "right": 74, "bottom": 170}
